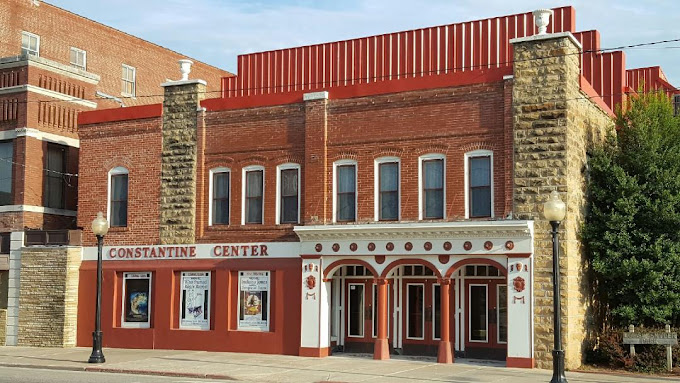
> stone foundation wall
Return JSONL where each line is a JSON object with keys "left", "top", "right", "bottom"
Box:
{"left": 17, "top": 247, "right": 82, "bottom": 347}
{"left": 0, "top": 308, "right": 6, "bottom": 346}
{"left": 512, "top": 33, "right": 614, "bottom": 369}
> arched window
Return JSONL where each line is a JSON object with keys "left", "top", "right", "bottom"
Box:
{"left": 108, "top": 167, "right": 129, "bottom": 227}
{"left": 276, "top": 163, "right": 300, "bottom": 224}
{"left": 418, "top": 154, "right": 446, "bottom": 220}
{"left": 209, "top": 167, "right": 230, "bottom": 225}
{"left": 333, "top": 159, "right": 357, "bottom": 222}
{"left": 374, "top": 157, "right": 400, "bottom": 221}
{"left": 241, "top": 165, "right": 265, "bottom": 225}
{"left": 465, "top": 150, "right": 494, "bottom": 218}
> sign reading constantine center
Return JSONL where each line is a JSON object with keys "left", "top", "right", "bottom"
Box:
{"left": 82, "top": 243, "right": 300, "bottom": 261}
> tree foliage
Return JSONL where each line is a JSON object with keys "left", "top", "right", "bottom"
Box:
{"left": 583, "top": 92, "right": 680, "bottom": 327}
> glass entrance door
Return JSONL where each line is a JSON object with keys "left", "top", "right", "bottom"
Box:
{"left": 464, "top": 278, "right": 507, "bottom": 359}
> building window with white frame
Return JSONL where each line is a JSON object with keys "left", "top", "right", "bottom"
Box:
{"left": 210, "top": 168, "right": 230, "bottom": 225}
{"left": 109, "top": 167, "right": 129, "bottom": 227}
{"left": 0, "top": 140, "right": 13, "bottom": 206}
{"left": 70, "top": 47, "right": 86, "bottom": 71}
{"left": 277, "top": 164, "right": 299, "bottom": 224}
{"left": 335, "top": 162, "right": 356, "bottom": 222}
{"left": 466, "top": 150, "right": 493, "bottom": 218}
{"left": 21, "top": 31, "right": 39, "bottom": 56}
{"left": 122, "top": 272, "right": 151, "bottom": 328}
{"left": 180, "top": 271, "right": 211, "bottom": 330}
{"left": 122, "top": 64, "right": 136, "bottom": 96}
{"left": 378, "top": 160, "right": 399, "bottom": 221}
{"left": 44, "top": 144, "right": 66, "bottom": 209}
{"left": 421, "top": 156, "right": 444, "bottom": 219}
{"left": 243, "top": 167, "right": 264, "bottom": 224}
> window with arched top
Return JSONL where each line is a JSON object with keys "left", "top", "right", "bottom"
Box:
{"left": 418, "top": 154, "right": 446, "bottom": 220}
{"left": 241, "top": 165, "right": 264, "bottom": 225}
{"left": 209, "top": 167, "right": 231, "bottom": 225}
{"left": 276, "top": 163, "right": 300, "bottom": 224}
{"left": 108, "top": 167, "right": 129, "bottom": 227}
{"left": 333, "top": 159, "right": 357, "bottom": 223}
{"left": 464, "top": 150, "right": 494, "bottom": 218}
{"left": 374, "top": 157, "right": 400, "bottom": 221}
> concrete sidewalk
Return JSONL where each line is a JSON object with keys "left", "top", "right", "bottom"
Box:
{"left": 0, "top": 347, "right": 677, "bottom": 383}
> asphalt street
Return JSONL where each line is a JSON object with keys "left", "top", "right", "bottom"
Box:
{"left": 0, "top": 366, "right": 229, "bottom": 383}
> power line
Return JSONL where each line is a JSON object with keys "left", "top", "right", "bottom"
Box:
{"left": 2, "top": 35, "right": 679, "bottom": 107}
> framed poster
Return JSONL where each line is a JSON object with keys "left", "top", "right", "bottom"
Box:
{"left": 238, "top": 271, "right": 270, "bottom": 331}
{"left": 180, "top": 271, "right": 211, "bottom": 330}
{"left": 122, "top": 272, "right": 151, "bottom": 328}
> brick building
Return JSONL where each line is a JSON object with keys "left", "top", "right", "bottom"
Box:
{"left": 48, "top": 6, "right": 680, "bottom": 369}
{"left": 0, "top": 0, "right": 230, "bottom": 347}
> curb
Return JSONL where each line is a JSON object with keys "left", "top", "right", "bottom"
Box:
{"left": 0, "top": 362, "right": 236, "bottom": 381}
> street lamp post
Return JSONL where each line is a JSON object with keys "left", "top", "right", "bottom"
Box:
{"left": 88, "top": 211, "right": 108, "bottom": 364}
{"left": 544, "top": 191, "right": 567, "bottom": 383}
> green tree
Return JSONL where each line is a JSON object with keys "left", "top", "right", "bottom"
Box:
{"left": 583, "top": 92, "right": 680, "bottom": 327}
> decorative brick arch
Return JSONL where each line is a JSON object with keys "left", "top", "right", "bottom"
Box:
{"left": 444, "top": 258, "right": 507, "bottom": 279}
{"left": 323, "top": 259, "right": 379, "bottom": 279}
{"left": 380, "top": 259, "right": 442, "bottom": 279}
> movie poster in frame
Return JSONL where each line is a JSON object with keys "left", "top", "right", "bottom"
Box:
{"left": 180, "top": 271, "right": 211, "bottom": 330}
{"left": 122, "top": 272, "right": 152, "bottom": 328}
{"left": 238, "top": 271, "right": 270, "bottom": 331}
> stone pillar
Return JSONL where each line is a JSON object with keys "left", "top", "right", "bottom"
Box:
{"left": 5, "top": 231, "right": 23, "bottom": 346}
{"left": 17, "top": 246, "right": 82, "bottom": 347}
{"left": 374, "top": 278, "right": 390, "bottom": 360}
{"left": 159, "top": 78, "right": 206, "bottom": 244}
{"left": 437, "top": 278, "right": 453, "bottom": 364}
{"left": 302, "top": 91, "right": 329, "bottom": 224}
{"left": 511, "top": 32, "right": 589, "bottom": 369}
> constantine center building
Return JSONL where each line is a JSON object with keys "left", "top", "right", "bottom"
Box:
{"left": 75, "top": 6, "right": 676, "bottom": 369}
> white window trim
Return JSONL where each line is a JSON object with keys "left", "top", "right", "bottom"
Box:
{"left": 208, "top": 167, "right": 231, "bottom": 226}
{"left": 468, "top": 283, "right": 489, "bottom": 343}
{"left": 374, "top": 157, "right": 401, "bottom": 222}
{"left": 121, "top": 272, "right": 152, "bottom": 329}
{"left": 433, "top": 283, "right": 441, "bottom": 340}
{"left": 406, "top": 283, "right": 425, "bottom": 340}
{"left": 497, "top": 284, "right": 507, "bottom": 344}
{"left": 332, "top": 159, "right": 358, "bottom": 223}
{"left": 464, "top": 150, "right": 494, "bottom": 219}
{"left": 70, "top": 47, "right": 87, "bottom": 71}
{"left": 21, "top": 31, "right": 40, "bottom": 57}
{"left": 179, "top": 271, "right": 211, "bottom": 331}
{"left": 121, "top": 64, "right": 136, "bottom": 97}
{"left": 347, "top": 283, "right": 365, "bottom": 338}
{"left": 241, "top": 165, "right": 265, "bottom": 225}
{"left": 275, "top": 163, "right": 301, "bottom": 224}
{"left": 418, "top": 153, "right": 446, "bottom": 220}
{"left": 107, "top": 166, "right": 129, "bottom": 227}
{"left": 237, "top": 271, "right": 271, "bottom": 332}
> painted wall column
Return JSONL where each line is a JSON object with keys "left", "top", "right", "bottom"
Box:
{"left": 374, "top": 278, "right": 389, "bottom": 360}
{"left": 505, "top": 256, "right": 534, "bottom": 368}
{"left": 437, "top": 278, "right": 453, "bottom": 363}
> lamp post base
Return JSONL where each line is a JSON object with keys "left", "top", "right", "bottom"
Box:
{"left": 88, "top": 330, "right": 106, "bottom": 364}
{"left": 550, "top": 349, "right": 567, "bottom": 383}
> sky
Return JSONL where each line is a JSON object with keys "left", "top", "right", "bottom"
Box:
{"left": 48, "top": 0, "right": 680, "bottom": 86}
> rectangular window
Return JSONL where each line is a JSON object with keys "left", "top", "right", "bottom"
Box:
{"left": 212, "top": 172, "right": 229, "bottom": 225}
{"left": 245, "top": 170, "right": 263, "bottom": 224}
{"left": 498, "top": 285, "right": 508, "bottom": 343}
{"left": 280, "top": 168, "right": 298, "bottom": 223}
{"left": 674, "top": 95, "right": 680, "bottom": 117}
{"left": 379, "top": 162, "right": 399, "bottom": 220}
{"left": 469, "top": 156, "right": 491, "bottom": 217}
{"left": 110, "top": 174, "right": 128, "bottom": 227}
{"left": 44, "top": 144, "right": 66, "bottom": 209}
{"left": 336, "top": 164, "right": 356, "bottom": 222}
{"left": 70, "top": 47, "right": 86, "bottom": 70}
{"left": 423, "top": 159, "right": 444, "bottom": 219}
{"left": 407, "top": 284, "right": 424, "bottom": 339}
{"left": 433, "top": 284, "right": 441, "bottom": 340}
{"left": 469, "top": 285, "right": 488, "bottom": 342}
{"left": 348, "top": 283, "right": 364, "bottom": 337}
{"left": 180, "top": 271, "right": 210, "bottom": 330}
{"left": 21, "top": 31, "right": 39, "bottom": 56}
{"left": 0, "top": 141, "right": 13, "bottom": 206}
{"left": 122, "top": 64, "right": 136, "bottom": 96}
{"left": 238, "top": 271, "right": 270, "bottom": 331}
{"left": 122, "top": 272, "right": 151, "bottom": 328}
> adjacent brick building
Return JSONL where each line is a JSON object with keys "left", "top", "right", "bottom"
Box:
{"left": 19, "top": 5, "right": 680, "bottom": 369}
{"left": 0, "top": 0, "right": 230, "bottom": 346}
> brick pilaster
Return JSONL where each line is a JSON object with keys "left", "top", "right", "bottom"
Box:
{"left": 302, "top": 92, "right": 329, "bottom": 224}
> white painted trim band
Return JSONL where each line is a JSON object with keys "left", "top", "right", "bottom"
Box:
{"left": 0, "top": 84, "right": 97, "bottom": 108}
{"left": 0, "top": 205, "right": 77, "bottom": 217}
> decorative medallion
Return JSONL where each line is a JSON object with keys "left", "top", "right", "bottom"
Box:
{"left": 484, "top": 241, "right": 493, "bottom": 250}
{"left": 305, "top": 275, "right": 317, "bottom": 290}
{"left": 424, "top": 242, "right": 432, "bottom": 251}
{"left": 505, "top": 241, "right": 514, "bottom": 250}
{"left": 513, "top": 276, "right": 526, "bottom": 293}
{"left": 438, "top": 254, "right": 450, "bottom": 264}
{"left": 375, "top": 255, "right": 386, "bottom": 264}
{"left": 315, "top": 243, "right": 323, "bottom": 252}
{"left": 386, "top": 242, "right": 394, "bottom": 251}
{"left": 350, "top": 243, "right": 358, "bottom": 252}
{"left": 443, "top": 241, "right": 452, "bottom": 251}
{"left": 368, "top": 242, "right": 376, "bottom": 251}
{"left": 404, "top": 242, "right": 413, "bottom": 251}
{"left": 463, "top": 241, "right": 472, "bottom": 251}
{"left": 332, "top": 243, "right": 340, "bottom": 252}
